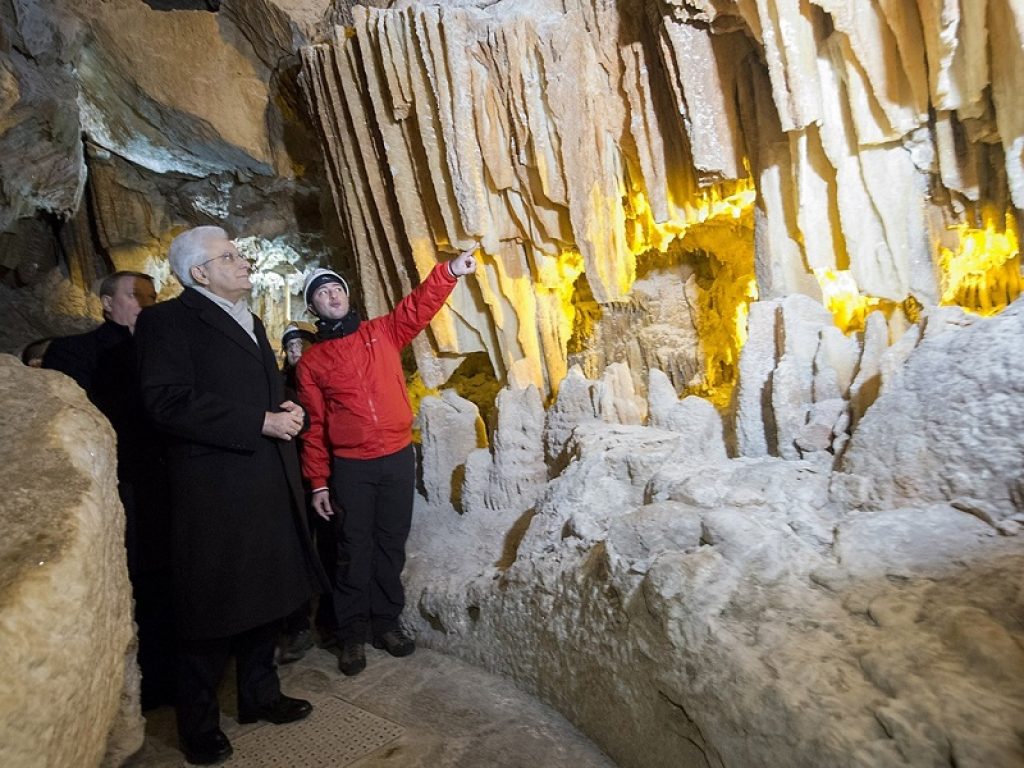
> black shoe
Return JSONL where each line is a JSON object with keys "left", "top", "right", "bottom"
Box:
{"left": 372, "top": 628, "right": 415, "bottom": 657}
{"left": 181, "top": 729, "right": 232, "bottom": 765}
{"left": 237, "top": 695, "right": 313, "bottom": 725}
{"left": 338, "top": 641, "right": 366, "bottom": 676}
{"left": 277, "top": 628, "right": 314, "bottom": 664}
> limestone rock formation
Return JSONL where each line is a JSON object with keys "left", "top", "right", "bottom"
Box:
{"left": 0, "top": 0, "right": 84, "bottom": 233}
{"left": 1, "top": 0, "right": 341, "bottom": 352}
{"left": 407, "top": 302, "right": 1024, "bottom": 768}
{"left": 0, "top": 356, "right": 142, "bottom": 767}
{"left": 417, "top": 389, "right": 482, "bottom": 509}
{"left": 71, "top": 0, "right": 284, "bottom": 178}
{"left": 300, "top": 1, "right": 764, "bottom": 395}
{"left": 838, "top": 295, "right": 1024, "bottom": 524}
{"left": 300, "top": 0, "right": 1023, "bottom": 403}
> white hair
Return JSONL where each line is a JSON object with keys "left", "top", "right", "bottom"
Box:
{"left": 168, "top": 226, "right": 229, "bottom": 287}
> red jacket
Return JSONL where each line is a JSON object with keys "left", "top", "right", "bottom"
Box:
{"left": 296, "top": 263, "right": 458, "bottom": 488}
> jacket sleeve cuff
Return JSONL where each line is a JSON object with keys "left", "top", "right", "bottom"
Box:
{"left": 443, "top": 261, "right": 459, "bottom": 281}
{"left": 311, "top": 480, "right": 329, "bottom": 492}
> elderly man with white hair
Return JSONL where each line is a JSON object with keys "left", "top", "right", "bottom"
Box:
{"left": 135, "top": 226, "right": 328, "bottom": 766}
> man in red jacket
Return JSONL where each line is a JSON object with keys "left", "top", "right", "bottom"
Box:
{"left": 296, "top": 249, "right": 477, "bottom": 675}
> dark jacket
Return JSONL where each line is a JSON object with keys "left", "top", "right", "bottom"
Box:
{"left": 296, "top": 262, "right": 457, "bottom": 488}
{"left": 43, "top": 321, "right": 170, "bottom": 575}
{"left": 135, "top": 288, "right": 326, "bottom": 639}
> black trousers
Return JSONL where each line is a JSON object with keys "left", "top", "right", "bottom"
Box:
{"left": 283, "top": 506, "right": 337, "bottom": 636}
{"left": 328, "top": 444, "right": 415, "bottom": 642}
{"left": 133, "top": 568, "right": 177, "bottom": 710}
{"left": 175, "top": 620, "right": 281, "bottom": 742}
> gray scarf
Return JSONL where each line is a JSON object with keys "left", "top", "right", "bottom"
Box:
{"left": 193, "top": 286, "right": 257, "bottom": 345}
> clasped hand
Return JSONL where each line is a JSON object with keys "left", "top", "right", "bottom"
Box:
{"left": 262, "top": 400, "right": 304, "bottom": 441}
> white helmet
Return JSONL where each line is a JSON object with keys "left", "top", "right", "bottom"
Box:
{"left": 303, "top": 267, "right": 349, "bottom": 308}
{"left": 281, "top": 321, "right": 316, "bottom": 346}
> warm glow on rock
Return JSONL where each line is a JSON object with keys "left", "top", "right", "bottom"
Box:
{"left": 685, "top": 236, "right": 759, "bottom": 408}
{"left": 623, "top": 180, "right": 759, "bottom": 408}
{"left": 939, "top": 213, "right": 1021, "bottom": 316}
{"left": 625, "top": 179, "right": 757, "bottom": 258}
{"left": 535, "top": 249, "right": 587, "bottom": 392}
{"left": 536, "top": 249, "right": 586, "bottom": 348}
{"left": 406, "top": 371, "right": 440, "bottom": 444}
{"left": 813, "top": 268, "right": 898, "bottom": 333}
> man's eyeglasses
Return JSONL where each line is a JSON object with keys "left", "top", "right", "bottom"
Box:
{"left": 197, "top": 251, "right": 253, "bottom": 269}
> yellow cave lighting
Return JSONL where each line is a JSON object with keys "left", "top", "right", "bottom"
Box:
{"left": 813, "top": 268, "right": 901, "bottom": 333}
{"left": 537, "top": 249, "right": 586, "bottom": 307}
{"left": 939, "top": 212, "right": 1021, "bottom": 316}
{"left": 404, "top": 370, "right": 440, "bottom": 444}
{"left": 536, "top": 247, "right": 587, "bottom": 350}
{"left": 625, "top": 178, "right": 757, "bottom": 257}
{"left": 685, "top": 243, "right": 759, "bottom": 409}
{"left": 623, "top": 179, "right": 759, "bottom": 409}
{"left": 533, "top": 248, "right": 588, "bottom": 394}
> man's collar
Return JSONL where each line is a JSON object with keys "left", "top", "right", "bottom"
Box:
{"left": 191, "top": 285, "right": 248, "bottom": 310}
{"left": 96, "top": 319, "right": 132, "bottom": 341}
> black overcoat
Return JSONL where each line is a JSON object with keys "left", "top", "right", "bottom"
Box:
{"left": 135, "top": 288, "right": 326, "bottom": 639}
{"left": 43, "top": 321, "right": 171, "bottom": 576}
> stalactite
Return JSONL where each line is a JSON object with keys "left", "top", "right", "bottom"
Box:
{"left": 300, "top": 0, "right": 1023, "bottom": 398}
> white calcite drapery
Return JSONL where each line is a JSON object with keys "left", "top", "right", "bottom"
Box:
{"left": 300, "top": 0, "right": 1023, "bottom": 399}
{"left": 300, "top": 0, "right": 761, "bottom": 396}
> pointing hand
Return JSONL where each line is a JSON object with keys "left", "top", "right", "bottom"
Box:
{"left": 449, "top": 247, "right": 478, "bottom": 276}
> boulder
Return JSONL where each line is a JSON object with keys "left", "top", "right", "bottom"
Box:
{"left": 0, "top": 356, "right": 141, "bottom": 767}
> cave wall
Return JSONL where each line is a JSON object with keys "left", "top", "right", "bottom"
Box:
{"left": 0, "top": 0, "right": 364, "bottom": 353}
{"left": 4, "top": 0, "right": 1020, "bottom": 387}
{"left": 410, "top": 299, "right": 1024, "bottom": 768}
{"left": 300, "top": 0, "right": 1023, "bottom": 405}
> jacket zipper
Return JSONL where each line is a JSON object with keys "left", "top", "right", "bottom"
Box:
{"left": 365, "top": 339, "right": 380, "bottom": 450}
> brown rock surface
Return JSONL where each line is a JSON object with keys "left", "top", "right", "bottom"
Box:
{"left": 0, "top": 355, "right": 142, "bottom": 768}
{"left": 73, "top": 0, "right": 276, "bottom": 176}
{"left": 0, "top": 1, "right": 84, "bottom": 232}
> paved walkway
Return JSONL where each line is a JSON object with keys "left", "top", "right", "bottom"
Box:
{"left": 124, "top": 644, "right": 618, "bottom": 767}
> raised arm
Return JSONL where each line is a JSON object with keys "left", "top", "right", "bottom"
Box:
{"left": 385, "top": 248, "right": 477, "bottom": 348}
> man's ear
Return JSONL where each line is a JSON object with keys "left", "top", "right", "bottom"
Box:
{"left": 190, "top": 266, "right": 207, "bottom": 286}
{"left": 101, "top": 294, "right": 113, "bottom": 315}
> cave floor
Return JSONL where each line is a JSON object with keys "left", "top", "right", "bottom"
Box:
{"left": 123, "top": 642, "right": 617, "bottom": 767}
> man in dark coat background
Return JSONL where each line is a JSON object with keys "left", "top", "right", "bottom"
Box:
{"left": 135, "top": 225, "right": 326, "bottom": 766}
{"left": 43, "top": 270, "right": 176, "bottom": 710}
